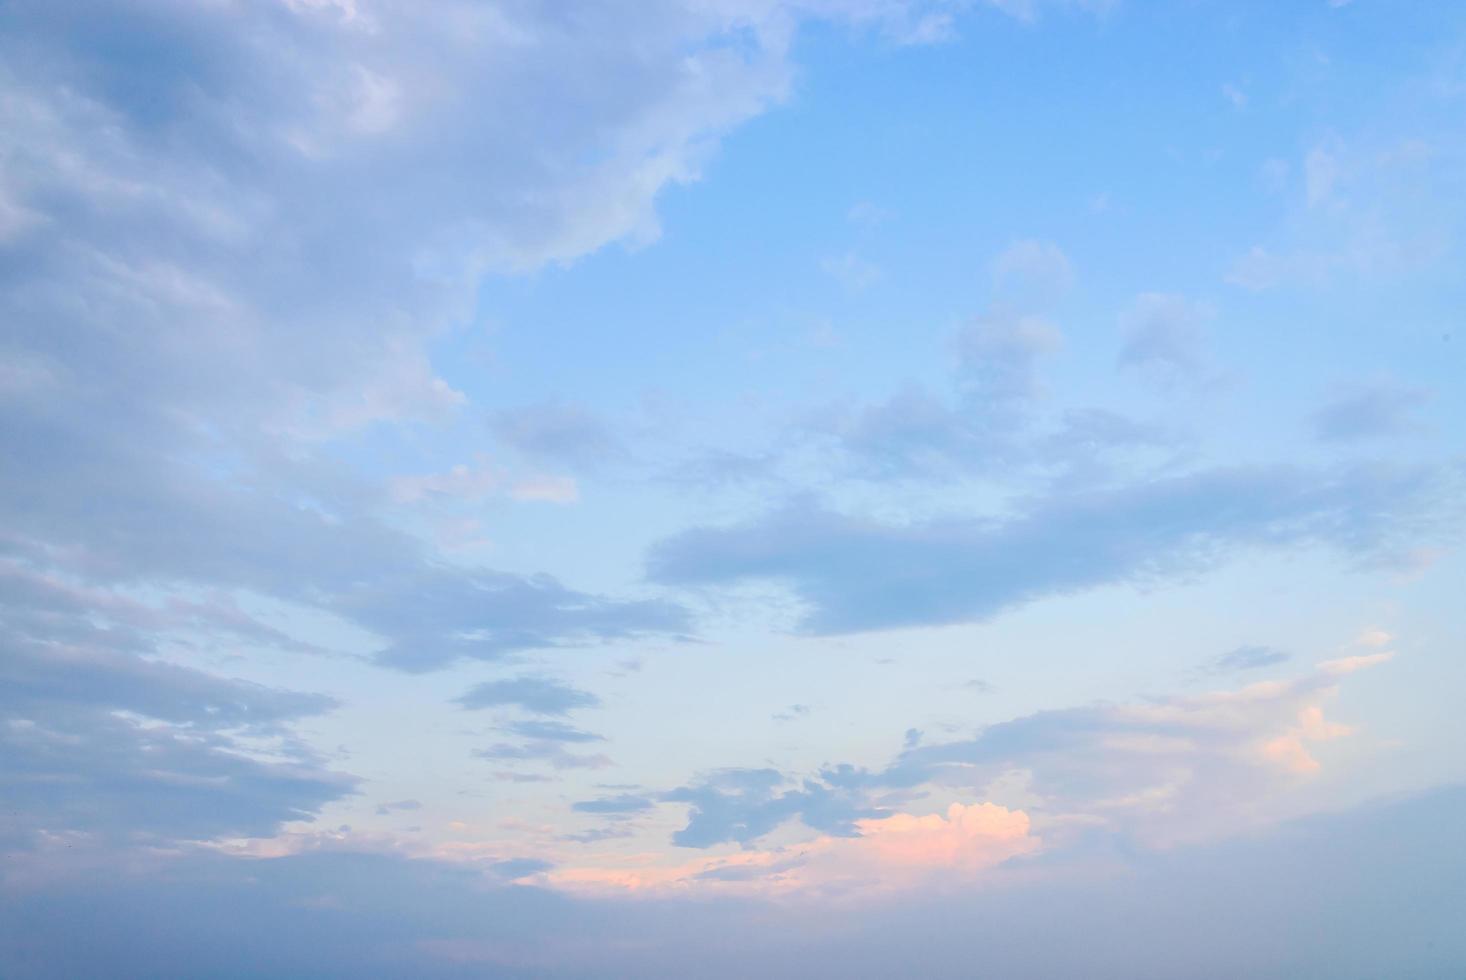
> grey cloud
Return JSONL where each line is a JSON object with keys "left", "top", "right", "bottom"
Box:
{"left": 476, "top": 742, "right": 613, "bottom": 772}
{"left": 0, "top": 562, "right": 351, "bottom": 847}
{"left": 834, "top": 384, "right": 1014, "bottom": 479}
{"left": 664, "top": 768, "right": 876, "bottom": 848}
{"left": 492, "top": 771, "right": 555, "bottom": 784}
{"left": 0, "top": 0, "right": 747, "bottom": 750}
{"left": 350, "top": 568, "right": 688, "bottom": 672}
{"left": 3, "top": 787, "right": 1463, "bottom": 978}
{"left": 820, "top": 317, "right": 1173, "bottom": 483}
{"left": 572, "top": 794, "right": 657, "bottom": 815}
{"left": 487, "top": 858, "right": 554, "bottom": 880}
{"left": 559, "top": 825, "right": 637, "bottom": 844}
{"left": 653, "top": 658, "right": 1387, "bottom": 851}
{"left": 822, "top": 312, "right": 1060, "bottom": 480}
{"left": 648, "top": 464, "right": 1447, "bottom": 635}
{"left": 1118, "top": 293, "right": 1212, "bottom": 379}
{"left": 0, "top": 366, "right": 687, "bottom": 672}
{"left": 374, "top": 800, "right": 422, "bottom": 817}
{"left": 489, "top": 402, "right": 626, "bottom": 472}
{"left": 848, "top": 663, "right": 1370, "bottom": 844}
{"left": 1313, "top": 382, "right": 1430, "bottom": 441}
{"left": 456, "top": 677, "right": 600, "bottom": 716}
{"left": 1207, "top": 645, "right": 1291, "bottom": 673}
{"left": 0, "top": 0, "right": 1032, "bottom": 860}
{"left": 954, "top": 312, "right": 1063, "bottom": 404}
{"left": 502, "top": 720, "right": 605, "bottom": 743}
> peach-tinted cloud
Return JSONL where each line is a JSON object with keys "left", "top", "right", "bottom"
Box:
{"left": 548, "top": 802, "right": 1038, "bottom": 898}
{"left": 1261, "top": 705, "right": 1355, "bottom": 774}
{"left": 851, "top": 802, "right": 1035, "bottom": 871}
{"left": 1320, "top": 651, "right": 1394, "bottom": 676}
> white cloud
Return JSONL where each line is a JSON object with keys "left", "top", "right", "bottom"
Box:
{"left": 990, "top": 239, "right": 1074, "bottom": 304}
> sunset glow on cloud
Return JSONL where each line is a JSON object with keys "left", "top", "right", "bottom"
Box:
{"left": 2, "top": 1, "right": 1465, "bottom": 977}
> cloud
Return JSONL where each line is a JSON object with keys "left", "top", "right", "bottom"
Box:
{"left": 990, "top": 239, "right": 1073, "bottom": 305}
{"left": 1227, "top": 136, "right": 1452, "bottom": 290}
{"left": 0, "top": 0, "right": 857, "bottom": 710}
{"left": 1117, "top": 292, "right": 1213, "bottom": 381}
{"left": 375, "top": 799, "right": 423, "bottom": 816}
{"left": 823, "top": 312, "right": 1066, "bottom": 479}
{"left": 664, "top": 768, "right": 878, "bottom": 848}
{"left": 554, "top": 801, "right": 1039, "bottom": 895}
{"left": 837, "top": 802, "right": 1036, "bottom": 874}
{"left": 0, "top": 559, "right": 352, "bottom": 848}
{"left": 390, "top": 456, "right": 504, "bottom": 503}
{"left": 501, "top": 720, "right": 605, "bottom": 744}
{"left": 356, "top": 567, "right": 687, "bottom": 672}
{"left": 486, "top": 857, "right": 555, "bottom": 881}
{"left": 821, "top": 251, "right": 883, "bottom": 290}
{"left": 647, "top": 464, "right": 1446, "bottom": 635}
{"left": 463, "top": 681, "right": 613, "bottom": 773}
{"left": 1312, "top": 381, "right": 1431, "bottom": 441}
{"left": 1305, "top": 146, "right": 1343, "bottom": 207}
{"left": 1205, "top": 645, "right": 1291, "bottom": 673}
{"left": 489, "top": 402, "right": 625, "bottom": 472}
{"left": 572, "top": 794, "right": 657, "bottom": 815}
{"left": 954, "top": 312, "right": 1063, "bottom": 404}
{"left": 455, "top": 677, "right": 601, "bottom": 717}
{"left": 857, "top": 655, "right": 1396, "bottom": 846}
{"left": 476, "top": 742, "right": 614, "bottom": 772}
{"left": 610, "top": 651, "right": 1397, "bottom": 876}
{"left": 4, "top": 786, "right": 1464, "bottom": 977}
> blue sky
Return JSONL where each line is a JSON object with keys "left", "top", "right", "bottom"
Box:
{"left": 2, "top": 1, "right": 1465, "bottom": 976}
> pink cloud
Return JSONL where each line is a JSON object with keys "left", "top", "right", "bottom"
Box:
{"left": 548, "top": 802, "right": 1039, "bottom": 897}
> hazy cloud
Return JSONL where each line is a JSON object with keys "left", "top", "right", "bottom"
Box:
{"left": 1313, "top": 382, "right": 1431, "bottom": 442}
{"left": 456, "top": 677, "right": 601, "bottom": 717}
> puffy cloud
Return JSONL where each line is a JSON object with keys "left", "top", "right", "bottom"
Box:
{"left": 858, "top": 654, "right": 1397, "bottom": 846}
{"left": 841, "top": 802, "right": 1037, "bottom": 873}
{"left": 5, "top": 0, "right": 980, "bottom": 711}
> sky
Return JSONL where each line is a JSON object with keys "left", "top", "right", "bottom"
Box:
{"left": 2, "top": 0, "right": 1465, "bottom": 976}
